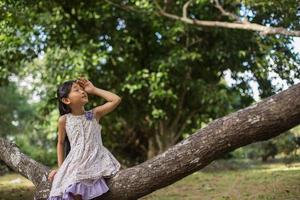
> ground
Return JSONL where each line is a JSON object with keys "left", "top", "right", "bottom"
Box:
{"left": 0, "top": 159, "right": 299, "bottom": 200}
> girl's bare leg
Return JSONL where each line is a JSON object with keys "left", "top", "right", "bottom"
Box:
{"left": 75, "top": 195, "right": 82, "bottom": 200}
{"left": 72, "top": 194, "right": 82, "bottom": 200}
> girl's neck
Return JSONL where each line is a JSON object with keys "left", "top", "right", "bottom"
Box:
{"left": 70, "top": 106, "right": 85, "bottom": 116}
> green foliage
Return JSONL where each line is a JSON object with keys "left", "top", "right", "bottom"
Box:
{"left": 231, "top": 130, "right": 299, "bottom": 161}
{"left": 0, "top": 0, "right": 299, "bottom": 165}
{"left": 0, "top": 82, "right": 34, "bottom": 138}
{"left": 16, "top": 135, "right": 57, "bottom": 166}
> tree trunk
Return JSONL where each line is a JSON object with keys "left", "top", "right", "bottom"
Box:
{"left": 147, "top": 136, "right": 158, "bottom": 159}
{"left": 1, "top": 82, "right": 300, "bottom": 200}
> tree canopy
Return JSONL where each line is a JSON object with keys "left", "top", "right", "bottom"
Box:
{"left": 0, "top": 0, "right": 299, "bottom": 164}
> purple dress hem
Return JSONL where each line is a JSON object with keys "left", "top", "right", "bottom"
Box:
{"left": 47, "top": 177, "right": 109, "bottom": 200}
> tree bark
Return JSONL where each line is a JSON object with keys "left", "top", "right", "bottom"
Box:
{"left": 1, "top": 82, "right": 300, "bottom": 200}
{"left": 0, "top": 139, "right": 50, "bottom": 199}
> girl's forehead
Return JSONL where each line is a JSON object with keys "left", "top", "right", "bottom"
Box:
{"left": 72, "top": 82, "right": 82, "bottom": 89}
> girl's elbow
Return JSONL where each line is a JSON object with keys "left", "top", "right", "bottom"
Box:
{"left": 116, "top": 97, "right": 122, "bottom": 103}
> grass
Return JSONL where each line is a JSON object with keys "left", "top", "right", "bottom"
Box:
{"left": 140, "top": 159, "right": 300, "bottom": 200}
{"left": 0, "top": 172, "right": 34, "bottom": 200}
{"left": 0, "top": 159, "right": 299, "bottom": 200}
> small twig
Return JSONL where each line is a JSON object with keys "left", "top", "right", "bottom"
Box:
{"left": 183, "top": 0, "right": 193, "bottom": 18}
{"left": 213, "top": 0, "right": 245, "bottom": 23}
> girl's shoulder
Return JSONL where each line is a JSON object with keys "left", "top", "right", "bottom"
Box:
{"left": 58, "top": 114, "right": 67, "bottom": 124}
{"left": 58, "top": 114, "right": 67, "bottom": 131}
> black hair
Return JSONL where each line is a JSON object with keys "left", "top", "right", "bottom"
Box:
{"left": 56, "top": 79, "right": 77, "bottom": 160}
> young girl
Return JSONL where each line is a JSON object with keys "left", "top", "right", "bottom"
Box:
{"left": 47, "top": 77, "right": 122, "bottom": 200}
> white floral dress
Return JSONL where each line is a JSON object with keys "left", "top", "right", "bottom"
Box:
{"left": 47, "top": 109, "right": 121, "bottom": 200}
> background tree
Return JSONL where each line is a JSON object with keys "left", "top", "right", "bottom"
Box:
{"left": 0, "top": 0, "right": 299, "bottom": 168}
{"left": 1, "top": 81, "right": 300, "bottom": 199}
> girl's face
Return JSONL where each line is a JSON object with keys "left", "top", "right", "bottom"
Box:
{"left": 67, "top": 82, "right": 88, "bottom": 105}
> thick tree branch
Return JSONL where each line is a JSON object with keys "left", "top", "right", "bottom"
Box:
{"left": 2, "top": 82, "right": 300, "bottom": 199}
{"left": 0, "top": 138, "right": 51, "bottom": 199}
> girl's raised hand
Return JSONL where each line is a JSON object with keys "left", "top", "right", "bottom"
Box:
{"left": 76, "top": 77, "right": 96, "bottom": 94}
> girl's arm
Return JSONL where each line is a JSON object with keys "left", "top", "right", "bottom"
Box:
{"left": 48, "top": 115, "right": 66, "bottom": 182}
{"left": 57, "top": 115, "right": 67, "bottom": 168}
{"left": 90, "top": 87, "right": 122, "bottom": 122}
